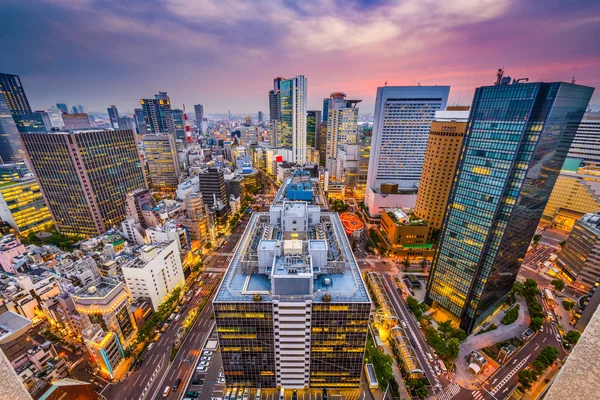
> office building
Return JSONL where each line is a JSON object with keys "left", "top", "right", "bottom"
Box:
{"left": 117, "top": 116, "right": 136, "bottom": 131}
{"left": 365, "top": 86, "right": 449, "bottom": 216}
{"left": 55, "top": 103, "right": 68, "bottom": 114}
{"left": 21, "top": 129, "right": 147, "bottom": 236}
{"left": 426, "top": 80, "right": 593, "bottom": 333}
{"left": 414, "top": 107, "right": 469, "bottom": 230}
{"left": 280, "top": 75, "right": 307, "bottom": 164}
{"left": 121, "top": 241, "right": 184, "bottom": 311}
{"left": 61, "top": 113, "right": 91, "bottom": 130}
{"left": 46, "top": 107, "right": 64, "bottom": 129}
{"left": 0, "top": 93, "right": 25, "bottom": 163}
{"left": 141, "top": 91, "right": 175, "bottom": 135}
{"left": 214, "top": 201, "right": 371, "bottom": 389}
{"left": 72, "top": 277, "right": 137, "bottom": 379}
{"left": 70, "top": 106, "right": 78, "bottom": 114}
{"left": 171, "top": 108, "right": 186, "bottom": 143}
{"left": 12, "top": 112, "right": 51, "bottom": 133}
{"left": 269, "top": 77, "right": 284, "bottom": 121}
{"left": 258, "top": 111, "right": 264, "bottom": 124}
{"left": 142, "top": 134, "right": 180, "bottom": 191}
{"left": 78, "top": 105, "right": 84, "bottom": 113}
{"left": 107, "top": 105, "right": 119, "bottom": 129}
{"left": 572, "top": 278, "right": 600, "bottom": 331}
{"left": 194, "top": 104, "right": 204, "bottom": 126}
{"left": 380, "top": 208, "right": 433, "bottom": 260}
{"left": 0, "top": 176, "right": 54, "bottom": 235}
{"left": 306, "top": 110, "right": 321, "bottom": 149}
{"left": 125, "top": 188, "right": 156, "bottom": 229}
{"left": 133, "top": 108, "right": 145, "bottom": 135}
{"left": 557, "top": 213, "right": 600, "bottom": 291}
{"left": 0, "top": 73, "right": 32, "bottom": 115}
{"left": 324, "top": 92, "right": 360, "bottom": 162}
{"left": 179, "top": 192, "right": 210, "bottom": 243}
{"left": 198, "top": 167, "right": 228, "bottom": 209}
{"left": 542, "top": 158, "right": 600, "bottom": 230}
{"left": 567, "top": 112, "right": 600, "bottom": 166}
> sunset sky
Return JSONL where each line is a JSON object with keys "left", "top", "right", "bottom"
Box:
{"left": 2, "top": 0, "right": 599, "bottom": 115}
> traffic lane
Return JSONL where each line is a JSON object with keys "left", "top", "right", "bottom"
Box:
{"left": 522, "top": 246, "right": 554, "bottom": 268}
{"left": 382, "top": 274, "right": 442, "bottom": 393}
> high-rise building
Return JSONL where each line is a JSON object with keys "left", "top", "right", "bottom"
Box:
{"left": 121, "top": 241, "right": 184, "bottom": 311}
{"left": 198, "top": 167, "right": 227, "bottom": 209}
{"left": 280, "top": 75, "right": 307, "bottom": 164}
{"left": 324, "top": 92, "right": 360, "bottom": 162}
{"left": 12, "top": 112, "right": 52, "bottom": 133}
{"left": 572, "top": 278, "right": 600, "bottom": 331}
{"left": 557, "top": 213, "right": 600, "bottom": 291}
{"left": 125, "top": 188, "right": 156, "bottom": 229}
{"left": 0, "top": 176, "right": 54, "bottom": 235}
{"left": 567, "top": 112, "right": 600, "bottom": 165}
{"left": 171, "top": 109, "right": 186, "bottom": 142}
{"left": 71, "top": 106, "right": 78, "bottom": 114}
{"left": 213, "top": 201, "right": 371, "bottom": 389}
{"left": 414, "top": 107, "right": 469, "bottom": 230}
{"left": 179, "top": 192, "right": 210, "bottom": 243}
{"left": 245, "top": 116, "right": 253, "bottom": 126}
{"left": 258, "top": 111, "right": 264, "bottom": 124}
{"left": 46, "top": 107, "right": 64, "bottom": 129}
{"left": 56, "top": 103, "right": 68, "bottom": 114}
{"left": 72, "top": 277, "right": 137, "bottom": 379}
{"left": 426, "top": 80, "right": 593, "bottom": 333}
{"left": 61, "top": 113, "right": 91, "bottom": 130}
{"left": 107, "top": 105, "right": 119, "bottom": 129}
{"left": 21, "top": 129, "right": 147, "bottom": 236}
{"left": 194, "top": 104, "right": 204, "bottom": 126}
{"left": 0, "top": 73, "right": 32, "bottom": 115}
{"left": 133, "top": 108, "right": 145, "bottom": 135}
{"left": 141, "top": 92, "right": 175, "bottom": 135}
{"left": 365, "top": 86, "right": 449, "bottom": 216}
{"left": 0, "top": 93, "right": 25, "bottom": 163}
{"left": 142, "top": 134, "right": 181, "bottom": 191}
{"left": 117, "top": 116, "right": 136, "bottom": 131}
{"left": 306, "top": 110, "right": 321, "bottom": 149}
{"left": 269, "top": 77, "right": 284, "bottom": 121}
{"left": 318, "top": 121, "right": 327, "bottom": 167}
{"left": 78, "top": 105, "right": 84, "bottom": 113}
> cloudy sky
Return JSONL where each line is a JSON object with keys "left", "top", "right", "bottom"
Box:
{"left": 1, "top": 0, "right": 599, "bottom": 115}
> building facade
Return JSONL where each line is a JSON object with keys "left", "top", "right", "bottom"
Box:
{"left": 13, "top": 112, "right": 52, "bottom": 133}
{"left": 280, "top": 75, "right": 307, "bottom": 164}
{"left": 567, "top": 112, "right": 600, "bottom": 166}
{"left": 426, "top": 81, "right": 593, "bottom": 333}
{"left": 0, "top": 177, "right": 54, "bottom": 235}
{"left": 142, "top": 134, "right": 180, "bottom": 192}
{"left": 21, "top": 129, "right": 147, "bottom": 236}
{"left": 414, "top": 108, "right": 469, "bottom": 230}
{"left": 0, "top": 73, "right": 32, "bottom": 115}
{"left": 61, "top": 113, "right": 91, "bottom": 130}
{"left": 198, "top": 167, "right": 228, "bottom": 209}
{"left": 324, "top": 92, "right": 360, "bottom": 162}
{"left": 306, "top": 110, "right": 321, "bottom": 149}
{"left": 107, "top": 105, "right": 119, "bottom": 129}
{"left": 141, "top": 92, "right": 175, "bottom": 135}
{"left": 0, "top": 92, "right": 25, "bottom": 163}
{"left": 365, "top": 86, "right": 450, "bottom": 216}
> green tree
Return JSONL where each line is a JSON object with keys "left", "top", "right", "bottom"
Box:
{"left": 407, "top": 379, "right": 428, "bottom": 399}
{"left": 532, "top": 234, "right": 542, "bottom": 247}
{"left": 511, "top": 281, "right": 525, "bottom": 296}
{"left": 564, "top": 330, "right": 581, "bottom": 345}
{"left": 438, "top": 320, "right": 453, "bottom": 337}
{"left": 501, "top": 305, "right": 520, "bottom": 325}
{"left": 538, "top": 346, "right": 559, "bottom": 366}
{"left": 451, "top": 328, "right": 467, "bottom": 342}
{"left": 419, "top": 257, "right": 428, "bottom": 271}
{"left": 551, "top": 279, "right": 565, "bottom": 292}
{"left": 562, "top": 300, "right": 575, "bottom": 311}
{"left": 447, "top": 338, "right": 460, "bottom": 359}
{"left": 518, "top": 369, "right": 536, "bottom": 390}
{"left": 406, "top": 296, "right": 423, "bottom": 319}
{"left": 530, "top": 317, "right": 544, "bottom": 331}
{"left": 402, "top": 257, "right": 411, "bottom": 270}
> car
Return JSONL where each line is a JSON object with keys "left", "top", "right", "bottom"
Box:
{"left": 409, "top": 338, "right": 416, "bottom": 347}
{"left": 199, "top": 361, "right": 209, "bottom": 366}
{"left": 192, "top": 377, "right": 203, "bottom": 385}
{"left": 173, "top": 378, "right": 182, "bottom": 391}
{"left": 160, "top": 323, "right": 168, "bottom": 332}
{"left": 174, "top": 314, "right": 181, "bottom": 322}
{"left": 185, "top": 391, "right": 200, "bottom": 398}
{"left": 218, "top": 377, "right": 225, "bottom": 384}
{"left": 400, "top": 320, "right": 408, "bottom": 329}
{"left": 426, "top": 352, "right": 433, "bottom": 362}
{"left": 163, "top": 386, "right": 171, "bottom": 397}
{"left": 202, "top": 350, "right": 212, "bottom": 356}
{"left": 224, "top": 390, "right": 232, "bottom": 400}
{"left": 292, "top": 389, "right": 297, "bottom": 400}
{"left": 556, "top": 334, "right": 562, "bottom": 342}
{"left": 243, "top": 388, "right": 249, "bottom": 400}
{"left": 147, "top": 343, "right": 155, "bottom": 351}
{"left": 201, "top": 356, "right": 211, "bottom": 361}
{"left": 539, "top": 326, "right": 544, "bottom": 332}
{"left": 196, "top": 366, "right": 208, "bottom": 373}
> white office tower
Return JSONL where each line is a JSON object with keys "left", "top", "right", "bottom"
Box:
{"left": 121, "top": 241, "right": 184, "bottom": 311}
{"left": 365, "top": 86, "right": 449, "bottom": 216}
{"left": 280, "top": 75, "right": 307, "bottom": 164}
{"left": 324, "top": 92, "right": 361, "bottom": 162}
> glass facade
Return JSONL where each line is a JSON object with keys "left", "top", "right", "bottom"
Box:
{"left": 214, "top": 302, "right": 276, "bottom": 388}
{"left": 141, "top": 92, "right": 175, "bottom": 135}
{"left": 0, "top": 93, "right": 25, "bottom": 163}
{"left": 426, "top": 82, "right": 594, "bottom": 332}
{"left": 0, "top": 178, "right": 54, "bottom": 234}
{"left": 13, "top": 112, "right": 51, "bottom": 133}
{"left": 0, "top": 73, "right": 32, "bottom": 115}
{"left": 306, "top": 110, "right": 319, "bottom": 148}
{"left": 142, "top": 134, "right": 180, "bottom": 191}
{"left": 279, "top": 76, "right": 307, "bottom": 164}
{"left": 309, "top": 302, "right": 370, "bottom": 388}
{"left": 171, "top": 109, "right": 186, "bottom": 142}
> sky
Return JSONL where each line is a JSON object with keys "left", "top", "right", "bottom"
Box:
{"left": 1, "top": 0, "right": 600, "bottom": 115}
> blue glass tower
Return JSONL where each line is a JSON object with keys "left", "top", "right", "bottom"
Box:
{"left": 426, "top": 81, "right": 594, "bottom": 333}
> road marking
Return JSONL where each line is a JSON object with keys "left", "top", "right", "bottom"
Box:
{"left": 490, "top": 355, "right": 530, "bottom": 395}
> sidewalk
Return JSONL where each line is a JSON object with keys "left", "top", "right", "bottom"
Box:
{"left": 454, "top": 297, "right": 530, "bottom": 389}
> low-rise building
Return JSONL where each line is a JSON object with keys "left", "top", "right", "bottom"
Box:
{"left": 380, "top": 208, "right": 433, "bottom": 260}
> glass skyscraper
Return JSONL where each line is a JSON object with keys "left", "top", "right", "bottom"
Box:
{"left": 140, "top": 91, "right": 175, "bottom": 135}
{"left": 0, "top": 73, "right": 32, "bottom": 115}
{"left": 426, "top": 81, "right": 594, "bottom": 333}
{"left": 306, "top": 110, "right": 321, "bottom": 149}
{"left": 279, "top": 75, "right": 307, "bottom": 164}
{"left": 0, "top": 93, "right": 25, "bottom": 163}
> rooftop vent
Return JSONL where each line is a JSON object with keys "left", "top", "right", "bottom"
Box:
{"left": 324, "top": 278, "right": 331, "bottom": 287}
{"left": 88, "top": 286, "right": 97, "bottom": 294}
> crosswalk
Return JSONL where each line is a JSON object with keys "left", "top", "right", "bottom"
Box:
{"left": 472, "top": 390, "right": 484, "bottom": 400}
{"left": 437, "top": 382, "right": 461, "bottom": 400}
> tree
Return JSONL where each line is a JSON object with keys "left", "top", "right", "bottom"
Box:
{"left": 558, "top": 240, "right": 567, "bottom": 247}
{"left": 451, "top": 328, "right": 467, "bottom": 342}
{"left": 438, "top": 320, "right": 453, "bottom": 337}
{"left": 447, "top": 338, "right": 460, "bottom": 359}
{"left": 551, "top": 279, "right": 565, "bottom": 292}
{"left": 538, "top": 346, "right": 559, "bottom": 366}
{"left": 518, "top": 369, "right": 536, "bottom": 390}
{"left": 532, "top": 234, "right": 542, "bottom": 247}
{"left": 530, "top": 317, "right": 544, "bottom": 331}
{"left": 501, "top": 305, "right": 520, "bottom": 325}
{"left": 419, "top": 257, "right": 428, "bottom": 271}
{"left": 402, "top": 257, "right": 411, "bottom": 271}
{"left": 406, "top": 296, "right": 423, "bottom": 319}
{"left": 564, "top": 330, "right": 581, "bottom": 345}
{"left": 511, "top": 281, "right": 525, "bottom": 296}
{"left": 562, "top": 299, "right": 575, "bottom": 311}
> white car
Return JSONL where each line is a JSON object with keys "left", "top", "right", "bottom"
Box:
{"left": 217, "top": 378, "right": 225, "bottom": 383}
{"left": 201, "top": 356, "right": 212, "bottom": 361}
{"left": 203, "top": 350, "right": 213, "bottom": 356}
{"left": 196, "top": 366, "right": 208, "bottom": 373}
{"left": 199, "top": 361, "right": 209, "bottom": 366}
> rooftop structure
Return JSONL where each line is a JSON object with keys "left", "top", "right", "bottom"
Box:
{"left": 0, "top": 311, "right": 32, "bottom": 344}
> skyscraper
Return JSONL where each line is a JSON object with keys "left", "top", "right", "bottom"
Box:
{"left": 142, "top": 134, "right": 181, "bottom": 191}
{"left": 78, "top": 105, "right": 84, "bottom": 113}
{"left": 198, "top": 167, "right": 228, "bottom": 209}
{"left": 0, "top": 93, "right": 25, "bottom": 163}
{"left": 565, "top": 111, "right": 600, "bottom": 165}
{"left": 365, "top": 86, "right": 449, "bottom": 216}
{"left": 46, "top": 107, "right": 64, "bottom": 129}
{"left": 62, "top": 113, "right": 92, "bottom": 130}
{"left": 56, "top": 103, "right": 68, "bottom": 114}
{"left": 12, "top": 111, "right": 52, "bottom": 133}
{"left": 171, "top": 109, "right": 186, "bottom": 142}
{"left": 280, "top": 75, "right": 307, "bottom": 164}
{"left": 269, "top": 77, "right": 284, "bottom": 121}
{"left": 194, "top": 104, "right": 204, "bottom": 126}
{"left": 258, "top": 111, "right": 264, "bottom": 124}
{"left": 0, "top": 73, "right": 32, "bottom": 115}
{"left": 426, "top": 80, "right": 593, "bottom": 333}
{"left": 306, "top": 110, "right": 321, "bottom": 149}
{"left": 21, "top": 129, "right": 147, "bottom": 236}
{"left": 324, "top": 92, "right": 361, "bottom": 163}
{"left": 107, "top": 105, "right": 120, "bottom": 129}
{"left": 414, "top": 107, "right": 469, "bottom": 230}
{"left": 71, "top": 106, "right": 78, "bottom": 114}
{"left": 0, "top": 176, "right": 54, "bottom": 235}
{"left": 141, "top": 91, "right": 175, "bottom": 135}
{"left": 133, "top": 108, "right": 145, "bottom": 134}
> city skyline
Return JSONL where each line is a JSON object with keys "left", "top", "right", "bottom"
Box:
{"left": 1, "top": 0, "right": 599, "bottom": 114}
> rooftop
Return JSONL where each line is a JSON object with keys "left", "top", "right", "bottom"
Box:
{"left": 214, "top": 203, "right": 370, "bottom": 304}
{"left": 0, "top": 311, "right": 32, "bottom": 344}
{"left": 72, "top": 276, "right": 121, "bottom": 299}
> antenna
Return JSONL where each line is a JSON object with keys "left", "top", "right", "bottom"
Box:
{"left": 384, "top": 81, "right": 388, "bottom": 87}
{"left": 571, "top": 77, "right": 576, "bottom": 84}
{"left": 495, "top": 68, "right": 504, "bottom": 85}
